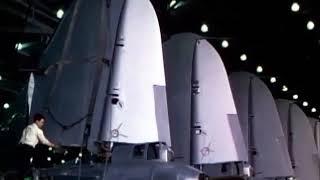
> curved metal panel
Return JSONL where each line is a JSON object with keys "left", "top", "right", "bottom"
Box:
{"left": 191, "top": 40, "right": 247, "bottom": 164}
{"left": 229, "top": 72, "right": 294, "bottom": 178}
{"left": 308, "top": 117, "right": 320, "bottom": 151}
{"left": 30, "top": 0, "right": 125, "bottom": 146}
{"left": 99, "top": 0, "right": 168, "bottom": 144}
{"left": 276, "top": 99, "right": 320, "bottom": 180}
{"left": 163, "top": 33, "right": 247, "bottom": 166}
{"left": 163, "top": 33, "right": 199, "bottom": 164}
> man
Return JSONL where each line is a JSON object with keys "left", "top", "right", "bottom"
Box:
{"left": 18, "top": 113, "right": 56, "bottom": 178}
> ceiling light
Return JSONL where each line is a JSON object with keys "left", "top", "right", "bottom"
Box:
{"left": 291, "top": 2, "right": 300, "bottom": 12}
{"left": 240, "top": 54, "right": 247, "bottom": 61}
{"left": 169, "top": 0, "right": 176, "bottom": 8}
{"left": 201, "top": 24, "right": 209, "bottom": 33}
{"left": 293, "top": 94, "right": 298, "bottom": 100}
{"left": 48, "top": 147, "right": 53, "bottom": 151}
{"left": 47, "top": 157, "right": 51, "bottom": 161}
{"left": 56, "top": 9, "right": 64, "bottom": 19}
{"left": 282, "top": 85, "right": 288, "bottom": 92}
{"left": 256, "top": 66, "right": 263, "bottom": 73}
{"left": 75, "top": 157, "right": 79, "bottom": 164}
{"left": 307, "top": 21, "right": 315, "bottom": 30}
{"left": 61, "top": 159, "right": 65, "bottom": 164}
{"left": 221, "top": 40, "right": 229, "bottom": 48}
{"left": 78, "top": 153, "right": 82, "bottom": 157}
{"left": 3, "top": 103, "right": 9, "bottom": 109}
{"left": 311, "top": 108, "right": 317, "bottom": 113}
{"left": 270, "top": 77, "right": 276, "bottom": 83}
{"left": 15, "top": 43, "right": 23, "bottom": 51}
{"left": 303, "top": 101, "right": 308, "bottom": 107}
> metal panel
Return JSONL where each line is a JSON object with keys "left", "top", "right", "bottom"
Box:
{"left": 309, "top": 117, "right": 320, "bottom": 153}
{"left": 154, "top": 86, "right": 171, "bottom": 146}
{"left": 229, "top": 72, "right": 294, "bottom": 178}
{"left": 163, "top": 33, "right": 247, "bottom": 167}
{"left": 99, "top": 0, "right": 166, "bottom": 144}
{"left": 163, "top": 33, "right": 198, "bottom": 164}
{"left": 191, "top": 40, "right": 247, "bottom": 165}
{"left": 276, "top": 99, "right": 320, "bottom": 180}
{"left": 30, "top": 0, "right": 125, "bottom": 146}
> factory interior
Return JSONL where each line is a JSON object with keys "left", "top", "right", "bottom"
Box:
{"left": 0, "top": 0, "right": 319, "bottom": 179}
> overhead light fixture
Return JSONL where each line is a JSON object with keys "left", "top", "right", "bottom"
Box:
{"left": 256, "top": 66, "right": 263, "bottom": 73}
{"left": 291, "top": 2, "right": 300, "bottom": 12}
{"left": 307, "top": 20, "right": 315, "bottom": 30}
{"left": 311, "top": 107, "right": 317, "bottom": 113}
{"left": 61, "top": 159, "right": 65, "bottom": 164}
{"left": 56, "top": 9, "right": 64, "bottom": 19}
{"left": 169, "top": 0, "right": 176, "bottom": 8}
{"left": 78, "top": 152, "right": 83, "bottom": 157}
{"left": 293, "top": 94, "right": 298, "bottom": 100}
{"left": 270, "top": 77, "right": 277, "bottom": 83}
{"left": 240, "top": 54, "right": 247, "bottom": 61}
{"left": 48, "top": 147, "right": 53, "bottom": 151}
{"left": 47, "top": 157, "right": 51, "bottom": 161}
{"left": 3, "top": 103, "right": 9, "bottom": 109}
{"left": 282, "top": 85, "right": 288, "bottom": 92}
{"left": 303, "top": 101, "right": 308, "bottom": 107}
{"left": 15, "top": 43, "right": 23, "bottom": 51}
{"left": 201, "top": 24, "right": 209, "bottom": 33}
{"left": 221, "top": 40, "right": 229, "bottom": 48}
{"left": 75, "top": 157, "right": 80, "bottom": 164}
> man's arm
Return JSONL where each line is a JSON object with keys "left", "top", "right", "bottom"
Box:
{"left": 37, "top": 130, "right": 55, "bottom": 147}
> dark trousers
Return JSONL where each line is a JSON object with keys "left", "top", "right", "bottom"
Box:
{"left": 17, "top": 144, "right": 34, "bottom": 178}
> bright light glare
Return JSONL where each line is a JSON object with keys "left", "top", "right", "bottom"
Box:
{"left": 307, "top": 21, "right": 315, "bottom": 30}
{"left": 169, "top": 0, "right": 176, "bottom": 8}
{"left": 270, "top": 77, "right": 276, "bottom": 83}
{"left": 201, "top": 24, "right": 209, "bottom": 33}
{"left": 56, "top": 9, "right": 64, "bottom": 19}
{"left": 256, "top": 66, "right": 263, "bottom": 73}
{"left": 15, "top": 43, "right": 23, "bottom": 51}
{"left": 222, "top": 40, "right": 229, "bottom": 48}
{"left": 240, "top": 54, "right": 247, "bottom": 61}
{"left": 291, "top": 2, "right": 300, "bottom": 12}
{"left": 282, "top": 85, "right": 288, "bottom": 92}
{"left": 3, "top": 103, "right": 9, "bottom": 109}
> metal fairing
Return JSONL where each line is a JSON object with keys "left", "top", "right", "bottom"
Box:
{"left": 229, "top": 72, "right": 294, "bottom": 179}
{"left": 98, "top": 0, "right": 167, "bottom": 144}
{"left": 163, "top": 33, "right": 248, "bottom": 176}
{"left": 276, "top": 99, "right": 320, "bottom": 180}
{"left": 30, "top": 0, "right": 125, "bottom": 146}
{"left": 191, "top": 40, "right": 247, "bottom": 165}
{"left": 308, "top": 117, "right": 320, "bottom": 152}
